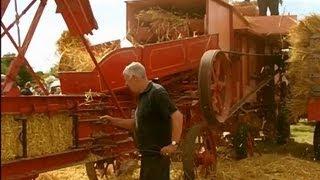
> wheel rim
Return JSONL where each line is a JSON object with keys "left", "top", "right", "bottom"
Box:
{"left": 199, "top": 50, "right": 232, "bottom": 124}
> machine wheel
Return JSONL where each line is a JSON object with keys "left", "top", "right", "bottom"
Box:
{"left": 198, "top": 50, "right": 232, "bottom": 125}
{"left": 182, "top": 123, "right": 217, "bottom": 180}
{"left": 314, "top": 122, "right": 320, "bottom": 160}
{"left": 233, "top": 123, "right": 250, "bottom": 159}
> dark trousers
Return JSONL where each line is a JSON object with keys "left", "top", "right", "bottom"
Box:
{"left": 257, "top": 0, "right": 280, "bottom": 16}
{"left": 140, "top": 155, "right": 170, "bottom": 180}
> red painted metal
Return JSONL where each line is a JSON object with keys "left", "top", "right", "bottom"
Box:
{"left": 2, "top": 0, "right": 48, "bottom": 95}
{"left": 55, "top": 0, "right": 127, "bottom": 118}
{"left": 1, "top": 149, "right": 89, "bottom": 180}
{"left": 60, "top": 35, "right": 219, "bottom": 94}
{"left": 55, "top": 0, "right": 97, "bottom": 35}
{"left": 1, "top": 23, "right": 49, "bottom": 95}
{"left": 0, "top": 0, "right": 10, "bottom": 17}
{"left": 246, "top": 15, "right": 298, "bottom": 35}
{"left": 307, "top": 97, "right": 320, "bottom": 121}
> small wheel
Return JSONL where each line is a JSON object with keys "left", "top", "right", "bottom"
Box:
{"left": 182, "top": 123, "right": 217, "bottom": 180}
{"left": 314, "top": 122, "right": 320, "bottom": 160}
{"left": 198, "top": 50, "right": 232, "bottom": 125}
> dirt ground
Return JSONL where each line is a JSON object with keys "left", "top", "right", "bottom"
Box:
{"left": 37, "top": 120, "right": 320, "bottom": 180}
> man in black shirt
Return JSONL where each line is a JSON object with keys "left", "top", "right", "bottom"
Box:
{"left": 100, "top": 62, "right": 183, "bottom": 180}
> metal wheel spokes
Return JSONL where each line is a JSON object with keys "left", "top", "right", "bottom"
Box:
{"left": 194, "top": 128, "right": 217, "bottom": 177}
{"left": 199, "top": 50, "right": 232, "bottom": 124}
{"left": 212, "top": 54, "right": 231, "bottom": 122}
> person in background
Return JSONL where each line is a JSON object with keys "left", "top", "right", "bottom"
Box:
{"left": 1, "top": 74, "right": 6, "bottom": 93}
{"left": 20, "top": 82, "right": 33, "bottom": 95}
{"left": 246, "top": 0, "right": 282, "bottom": 16}
{"left": 55, "top": 86, "right": 61, "bottom": 95}
{"left": 100, "top": 62, "right": 183, "bottom": 180}
{"left": 33, "top": 84, "right": 45, "bottom": 95}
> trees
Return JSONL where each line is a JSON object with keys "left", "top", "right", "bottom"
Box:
{"left": 1, "top": 53, "right": 33, "bottom": 87}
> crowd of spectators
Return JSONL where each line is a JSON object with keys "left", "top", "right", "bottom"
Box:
{"left": 1, "top": 74, "right": 62, "bottom": 96}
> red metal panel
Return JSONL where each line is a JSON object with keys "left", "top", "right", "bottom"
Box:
{"left": 1, "top": 149, "right": 89, "bottom": 180}
{"left": 246, "top": 15, "right": 297, "bottom": 35}
{"left": 207, "top": 0, "right": 231, "bottom": 50}
{"left": 307, "top": 97, "right": 320, "bottom": 121}
{"left": 1, "top": 0, "right": 10, "bottom": 17}
{"left": 98, "top": 47, "right": 143, "bottom": 91}
{"left": 186, "top": 35, "right": 219, "bottom": 65}
{"left": 59, "top": 71, "right": 101, "bottom": 94}
{"left": 143, "top": 40, "right": 187, "bottom": 78}
{"left": 59, "top": 36, "right": 218, "bottom": 94}
{"left": 55, "top": 0, "right": 98, "bottom": 35}
{"left": 144, "top": 35, "right": 219, "bottom": 79}
{"left": 0, "top": 96, "right": 96, "bottom": 113}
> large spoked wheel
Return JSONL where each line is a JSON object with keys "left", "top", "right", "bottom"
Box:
{"left": 314, "top": 122, "right": 320, "bottom": 161}
{"left": 182, "top": 123, "right": 217, "bottom": 180}
{"left": 198, "top": 50, "right": 232, "bottom": 124}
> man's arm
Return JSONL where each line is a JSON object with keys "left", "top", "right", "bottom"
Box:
{"left": 100, "top": 115, "right": 134, "bottom": 130}
{"left": 171, "top": 110, "right": 183, "bottom": 143}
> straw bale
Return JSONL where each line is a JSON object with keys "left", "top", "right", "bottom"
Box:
{"left": 27, "top": 113, "right": 73, "bottom": 157}
{"left": 130, "top": 7, "right": 202, "bottom": 44}
{"left": 1, "top": 115, "right": 22, "bottom": 162}
{"left": 287, "top": 14, "right": 320, "bottom": 119}
{"left": 57, "top": 31, "right": 120, "bottom": 72}
{"left": 232, "top": 1, "right": 259, "bottom": 16}
{"left": 216, "top": 154, "right": 320, "bottom": 180}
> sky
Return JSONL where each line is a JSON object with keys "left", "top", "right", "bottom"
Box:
{"left": 1, "top": 0, "right": 319, "bottom": 72}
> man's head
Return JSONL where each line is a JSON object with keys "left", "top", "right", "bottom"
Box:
{"left": 123, "top": 62, "right": 149, "bottom": 94}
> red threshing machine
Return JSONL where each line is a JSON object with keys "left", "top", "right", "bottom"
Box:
{"left": 1, "top": 0, "right": 318, "bottom": 179}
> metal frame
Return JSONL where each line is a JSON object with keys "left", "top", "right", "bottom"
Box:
{"left": 1, "top": 0, "right": 49, "bottom": 95}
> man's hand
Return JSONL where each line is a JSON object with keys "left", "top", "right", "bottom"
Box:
{"left": 160, "top": 144, "right": 177, "bottom": 156}
{"left": 99, "top": 115, "right": 114, "bottom": 124}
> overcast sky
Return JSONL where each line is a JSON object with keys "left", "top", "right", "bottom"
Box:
{"left": 1, "top": 0, "right": 319, "bottom": 72}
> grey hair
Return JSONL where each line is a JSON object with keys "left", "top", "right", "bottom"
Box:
{"left": 123, "top": 62, "right": 147, "bottom": 79}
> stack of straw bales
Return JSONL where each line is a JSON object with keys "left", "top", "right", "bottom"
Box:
{"left": 232, "top": 1, "right": 259, "bottom": 16}
{"left": 1, "top": 113, "right": 73, "bottom": 162}
{"left": 287, "top": 14, "right": 320, "bottom": 119}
